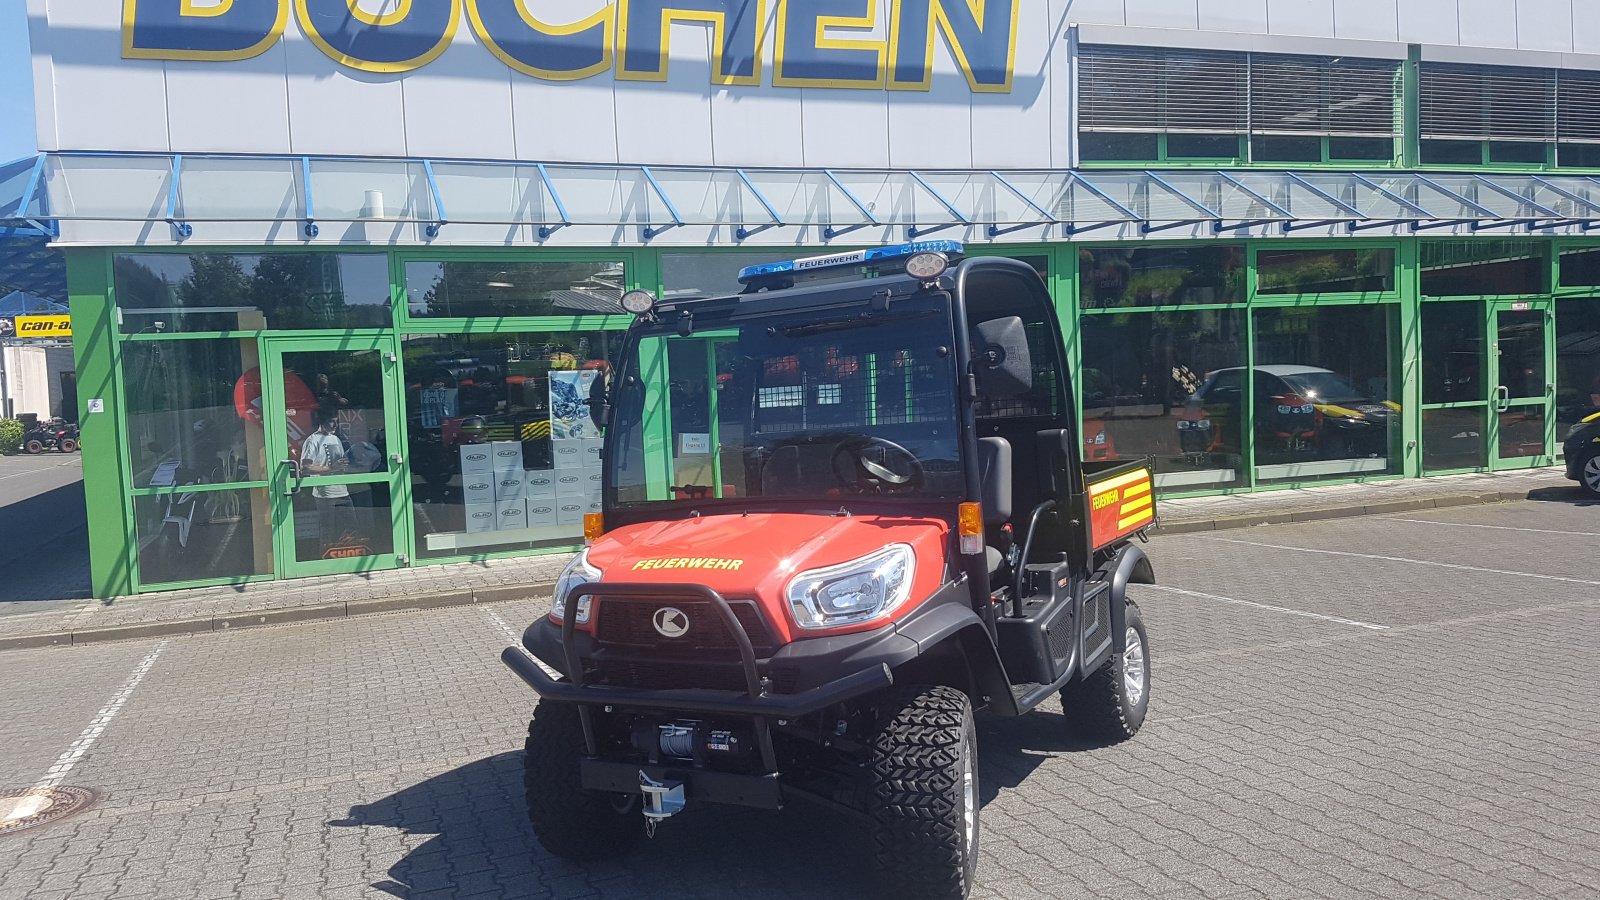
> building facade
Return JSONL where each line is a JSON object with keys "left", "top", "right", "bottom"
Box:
{"left": 4, "top": 0, "right": 1598, "bottom": 597}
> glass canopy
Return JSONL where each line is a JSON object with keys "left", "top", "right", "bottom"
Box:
{"left": 7, "top": 153, "right": 1600, "bottom": 243}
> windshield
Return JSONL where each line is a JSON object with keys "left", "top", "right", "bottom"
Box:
{"left": 1279, "top": 372, "right": 1367, "bottom": 404}
{"left": 607, "top": 294, "right": 963, "bottom": 507}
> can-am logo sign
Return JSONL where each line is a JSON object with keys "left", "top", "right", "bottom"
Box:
{"left": 122, "top": 0, "right": 1018, "bottom": 92}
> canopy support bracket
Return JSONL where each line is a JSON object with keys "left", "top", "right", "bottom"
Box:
{"left": 422, "top": 160, "right": 449, "bottom": 239}
{"left": 300, "top": 157, "right": 319, "bottom": 239}
{"left": 1282, "top": 218, "right": 1352, "bottom": 233}
{"left": 165, "top": 155, "right": 191, "bottom": 239}
{"left": 1409, "top": 218, "right": 1475, "bottom": 232}
{"left": 535, "top": 164, "right": 572, "bottom": 240}
{"left": 735, "top": 223, "right": 780, "bottom": 240}
{"left": 1064, "top": 220, "right": 1126, "bottom": 236}
{"left": 987, "top": 222, "right": 1044, "bottom": 237}
{"left": 823, "top": 223, "right": 871, "bottom": 240}
{"left": 907, "top": 223, "right": 961, "bottom": 239}
{"left": 1142, "top": 219, "right": 1213, "bottom": 235}
{"left": 642, "top": 223, "right": 682, "bottom": 239}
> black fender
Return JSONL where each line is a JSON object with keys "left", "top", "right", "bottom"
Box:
{"left": 1103, "top": 543, "right": 1155, "bottom": 654}
{"left": 894, "top": 593, "right": 1019, "bottom": 717}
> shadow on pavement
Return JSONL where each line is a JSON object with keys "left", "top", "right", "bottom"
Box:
{"left": 1525, "top": 484, "right": 1599, "bottom": 507}
{"left": 0, "top": 480, "right": 91, "bottom": 603}
{"left": 333, "top": 709, "right": 1100, "bottom": 900}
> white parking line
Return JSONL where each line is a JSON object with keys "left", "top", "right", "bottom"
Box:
{"left": 2, "top": 641, "right": 167, "bottom": 823}
{"left": 1204, "top": 537, "right": 1600, "bottom": 588}
{"left": 1141, "top": 584, "right": 1390, "bottom": 630}
{"left": 1380, "top": 517, "right": 1600, "bottom": 538}
{"left": 485, "top": 608, "right": 560, "bottom": 678}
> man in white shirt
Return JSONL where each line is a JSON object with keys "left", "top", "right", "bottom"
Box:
{"left": 301, "top": 409, "right": 354, "bottom": 552}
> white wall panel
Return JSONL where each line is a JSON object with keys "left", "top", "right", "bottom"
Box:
{"left": 47, "top": 0, "right": 170, "bottom": 152}
{"left": 1514, "top": 0, "right": 1574, "bottom": 53}
{"left": 707, "top": 3, "right": 805, "bottom": 167}
{"left": 1573, "top": 2, "right": 1600, "bottom": 56}
{"left": 283, "top": 30, "right": 408, "bottom": 157}
{"left": 1266, "top": 0, "right": 1335, "bottom": 37}
{"left": 1061, "top": 0, "right": 1126, "bottom": 26}
{"left": 611, "top": 23, "right": 714, "bottom": 166}
{"left": 1398, "top": 0, "right": 1461, "bottom": 44}
{"left": 510, "top": 77, "right": 620, "bottom": 165}
{"left": 1456, "top": 0, "right": 1519, "bottom": 49}
{"left": 165, "top": 49, "right": 293, "bottom": 155}
{"left": 886, "top": 3, "right": 974, "bottom": 169}
{"left": 1124, "top": 0, "right": 1199, "bottom": 30}
{"left": 1332, "top": 0, "right": 1399, "bottom": 42}
{"left": 400, "top": 28, "right": 516, "bottom": 160}
{"left": 1198, "top": 0, "right": 1268, "bottom": 34}
{"left": 26, "top": 0, "right": 57, "bottom": 152}
{"left": 972, "top": 0, "right": 1056, "bottom": 169}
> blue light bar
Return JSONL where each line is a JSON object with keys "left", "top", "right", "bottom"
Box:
{"left": 737, "top": 240, "right": 964, "bottom": 285}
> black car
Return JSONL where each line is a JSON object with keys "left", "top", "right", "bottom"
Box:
{"left": 1564, "top": 412, "right": 1600, "bottom": 497}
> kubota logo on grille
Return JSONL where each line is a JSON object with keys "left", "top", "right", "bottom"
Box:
{"left": 653, "top": 607, "right": 690, "bottom": 638}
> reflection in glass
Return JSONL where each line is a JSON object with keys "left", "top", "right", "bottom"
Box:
{"left": 1421, "top": 302, "right": 1486, "bottom": 404}
{"left": 404, "top": 332, "right": 618, "bottom": 560}
{"left": 1257, "top": 248, "right": 1396, "bottom": 294}
{"left": 1251, "top": 306, "right": 1400, "bottom": 483}
{"left": 404, "top": 260, "right": 625, "bottom": 318}
{"left": 662, "top": 253, "right": 796, "bottom": 301}
{"left": 1422, "top": 409, "right": 1487, "bottom": 471}
{"left": 121, "top": 339, "right": 264, "bottom": 490}
{"left": 135, "top": 488, "right": 272, "bottom": 587}
{"left": 1420, "top": 241, "right": 1546, "bottom": 296}
{"left": 1078, "top": 246, "right": 1245, "bottom": 309}
{"left": 1496, "top": 310, "right": 1547, "bottom": 399}
{"left": 114, "top": 253, "right": 391, "bottom": 333}
{"left": 290, "top": 483, "right": 394, "bottom": 563}
{"left": 1498, "top": 406, "right": 1547, "bottom": 459}
{"left": 1556, "top": 298, "right": 1600, "bottom": 442}
{"left": 1558, "top": 248, "right": 1600, "bottom": 288}
{"left": 1080, "top": 310, "right": 1246, "bottom": 490}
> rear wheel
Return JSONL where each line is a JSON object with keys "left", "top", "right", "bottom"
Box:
{"left": 866, "top": 685, "right": 979, "bottom": 900}
{"left": 523, "top": 700, "right": 642, "bottom": 861}
{"left": 1579, "top": 450, "right": 1600, "bottom": 499}
{"left": 59, "top": 438, "right": 77, "bottom": 453}
{"left": 1060, "top": 601, "right": 1150, "bottom": 743}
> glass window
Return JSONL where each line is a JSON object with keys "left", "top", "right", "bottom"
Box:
{"left": 1421, "top": 241, "right": 1547, "bottom": 296}
{"left": 1256, "top": 248, "right": 1396, "bottom": 295}
{"left": 1489, "top": 141, "right": 1548, "bottom": 165}
{"left": 403, "top": 331, "right": 620, "bottom": 560}
{"left": 289, "top": 483, "right": 395, "bottom": 564}
{"left": 1420, "top": 140, "right": 1482, "bottom": 165}
{"left": 403, "top": 260, "right": 626, "bottom": 319}
{"left": 1559, "top": 143, "right": 1600, "bottom": 167}
{"left": 1080, "top": 309, "right": 1247, "bottom": 491}
{"left": 1165, "top": 134, "right": 1240, "bottom": 159}
{"left": 1558, "top": 247, "right": 1600, "bottom": 288}
{"left": 1079, "top": 246, "right": 1245, "bottom": 310}
{"left": 1422, "top": 409, "right": 1487, "bottom": 472}
{"left": 662, "top": 253, "right": 796, "bottom": 301}
{"left": 121, "top": 339, "right": 266, "bottom": 490}
{"left": 1329, "top": 137, "right": 1395, "bottom": 161}
{"left": 1421, "top": 302, "right": 1487, "bottom": 404}
{"left": 1252, "top": 136, "right": 1321, "bottom": 163}
{"left": 134, "top": 488, "right": 272, "bottom": 587}
{"left": 1251, "top": 305, "right": 1401, "bottom": 484}
{"left": 1556, "top": 298, "right": 1600, "bottom": 441}
{"left": 1079, "top": 133, "right": 1158, "bottom": 162}
{"left": 114, "top": 254, "right": 390, "bottom": 333}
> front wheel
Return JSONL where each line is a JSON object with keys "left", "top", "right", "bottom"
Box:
{"left": 1060, "top": 601, "right": 1151, "bottom": 743}
{"left": 522, "top": 700, "right": 642, "bottom": 861}
{"left": 59, "top": 438, "right": 77, "bottom": 453}
{"left": 1578, "top": 450, "right": 1600, "bottom": 499}
{"left": 867, "top": 685, "right": 979, "bottom": 900}
{"left": 24, "top": 439, "right": 44, "bottom": 454}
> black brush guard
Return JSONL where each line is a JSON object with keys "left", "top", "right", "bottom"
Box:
{"left": 500, "top": 582, "right": 896, "bottom": 773}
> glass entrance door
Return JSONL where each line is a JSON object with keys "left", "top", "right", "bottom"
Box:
{"left": 262, "top": 336, "right": 406, "bottom": 578}
{"left": 1490, "top": 302, "right": 1556, "bottom": 469}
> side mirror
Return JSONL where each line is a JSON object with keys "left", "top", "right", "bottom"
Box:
{"left": 586, "top": 370, "right": 611, "bottom": 430}
{"left": 971, "top": 316, "right": 1032, "bottom": 399}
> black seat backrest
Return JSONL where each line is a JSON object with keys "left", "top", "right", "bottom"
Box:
{"left": 977, "top": 437, "right": 1012, "bottom": 524}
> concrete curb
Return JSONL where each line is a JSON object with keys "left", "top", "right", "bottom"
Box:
{"left": 0, "top": 582, "right": 556, "bottom": 652}
{"left": 1154, "top": 490, "right": 1517, "bottom": 536}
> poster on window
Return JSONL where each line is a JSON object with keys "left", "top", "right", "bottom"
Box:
{"left": 549, "top": 370, "right": 599, "bottom": 441}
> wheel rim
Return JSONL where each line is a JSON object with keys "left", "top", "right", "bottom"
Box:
{"left": 1123, "top": 627, "right": 1147, "bottom": 708}
{"left": 961, "top": 728, "right": 977, "bottom": 854}
{"left": 1585, "top": 456, "right": 1600, "bottom": 492}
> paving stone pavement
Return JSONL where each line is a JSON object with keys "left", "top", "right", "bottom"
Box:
{"left": 1, "top": 467, "right": 1581, "bottom": 649}
{"left": 0, "top": 498, "right": 1596, "bottom": 899}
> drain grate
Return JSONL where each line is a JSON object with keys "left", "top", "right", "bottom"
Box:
{"left": 0, "top": 787, "right": 95, "bottom": 836}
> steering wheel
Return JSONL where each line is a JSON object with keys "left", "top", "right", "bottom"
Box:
{"left": 831, "top": 437, "right": 925, "bottom": 493}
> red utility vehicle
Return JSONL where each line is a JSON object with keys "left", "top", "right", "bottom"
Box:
{"left": 501, "top": 243, "right": 1158, "bottom": 899}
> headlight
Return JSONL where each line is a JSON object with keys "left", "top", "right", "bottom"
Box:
{"left": 550, "top": 549, "right": 600, "bottom": 624}
{"left": 785, "top": 544, "right": 914, "bottom": 629}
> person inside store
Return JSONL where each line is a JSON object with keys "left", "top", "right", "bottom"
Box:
{"left": 301, "top": 408, "right": 355, "bottom": 552}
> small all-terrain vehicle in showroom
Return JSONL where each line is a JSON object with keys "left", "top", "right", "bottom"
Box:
{"left": 501, "top": 242, "right": 1158, "bottom": 899}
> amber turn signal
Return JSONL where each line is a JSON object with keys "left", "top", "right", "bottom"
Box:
{"left": 583, "top": 512, "right": 605, "bottom": 543}
{"left": 957, "top": 502, "right": 983, "bottom": 556}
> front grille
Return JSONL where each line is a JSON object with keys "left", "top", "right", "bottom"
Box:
{"left": 595, "top": 598, "right": 773, "bottom": 654}
{"left": 593, "top": 658, "right": 751, "bottom": 692}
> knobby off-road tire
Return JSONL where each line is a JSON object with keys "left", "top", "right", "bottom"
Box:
{"left": 1060, "top": 601, "right": 1150, "bottom": 743}
{"left": 24, "top": 439, "right": 43, "bottom": 454}
{"left": 867, "top": 685, "right": 979, "bottom": 900}
{"left": 59, "top": 438, "right": 77, "bottom": 453}
{"left": 522, "top": 699, "right": 642, "bottom": 861}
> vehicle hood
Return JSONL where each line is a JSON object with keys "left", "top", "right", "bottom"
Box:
{"left": 585, "top": 512, "right": 950, "bottom": 640}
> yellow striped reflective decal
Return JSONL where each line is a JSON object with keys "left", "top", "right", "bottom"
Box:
{"left": 1122, "top": 481, "right": 1151, "bottom": 499}
{"left": 1090, "top": 468, "right": 1152, "bottom": 493}
{"left": 1118, "top": 508, "right": 1154, "bottom": 530}
{"left": 1121, "top": 494, "right": 1152, "bottom": 514}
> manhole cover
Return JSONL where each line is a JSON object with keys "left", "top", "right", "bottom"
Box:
{"left": 0, "top": 787, "right": 95, "bottom": 836}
